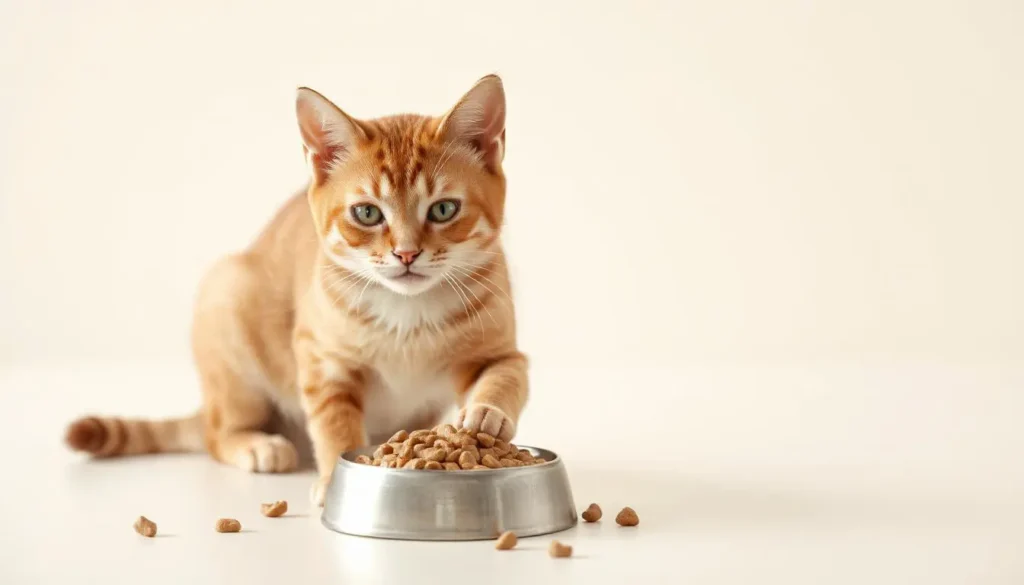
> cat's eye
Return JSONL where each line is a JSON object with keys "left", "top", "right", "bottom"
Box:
{"left": 428, "top": 199, "right": 460, "bottom": 223}
{"left": 351, "top": 204, "right": 384, "bottom": 226}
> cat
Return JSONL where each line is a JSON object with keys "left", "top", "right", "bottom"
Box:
{"left": 64, "top": 74, "right": 528, "bottom": 505}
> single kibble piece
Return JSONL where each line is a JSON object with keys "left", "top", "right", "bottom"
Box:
{"left": 476, "top": 432, "right": 496, "bottom": 447}
{"left": 133, "top": 516, "right": 157, "bottom": 537}
{"left": 354, "top": 455, "right": 372, "bottom": 465}
{"left": 495, "top": 531, "right": 518, "bottom": 550}
{"left": 421, "top": 447, "right": 447, "bottom": 462}
{"left": 260, "top": 500, "right": 288, "bottom": 518}
{"left": 388, "top": 430, "right": 409, "bottom": 443}
{"left": 373, "top": 443, "right": 394, "bottom": 458}
{"left": 215, "top": 518, "right": 242, "bottom": 533}
{"left": 436, "top": 424, "right": 458, "bottom": 440}
{"left": 481, "top": 454, "right": 502, "bottom": 469}
{"left": 403, "top": 458, "right": 426, "bottom": 470}
{"left": 581, "top": 503, "right": 602, "bottom": 523}
{"left": 548, "top": 540, "right": 573, "bottom": 558}
{"left": 443, "top": 462, "right": 461, "bottom": 471}
{"left": 424, "top": 460, "right": 444, "bottom": 470}
{"left": 615, "top": 507, "right": 639, "bottom": 526}
{"left": 457, "top": 434, "right": 478, "bottom": 448}
{"left": 458, "top": 450, "right": 478, "bottom": 469}
{"left": 445, "top": 448, "right": 463, "bottom": 463}
{"left": 493, "top": 440, "right": 511, "bottom": 457}
{"left": 398, "top": 443, "right": 415, "bottom": 459}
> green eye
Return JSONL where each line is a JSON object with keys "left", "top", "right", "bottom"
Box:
{"left": 428, "top": 199, "right": 460, "bottom": 223}
{"left": 351, "top": 204, "right": 383, "bottom": 226}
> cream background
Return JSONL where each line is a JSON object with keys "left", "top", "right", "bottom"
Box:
{"left": 3, "top": 2, "right": 1024, "bottom": 583}
{"left": 2, "top": 0, "right": 1022, "bottom": 367}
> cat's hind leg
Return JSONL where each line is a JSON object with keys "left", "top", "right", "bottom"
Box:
{"left": 192, "top": 255, "right": 298, "bottom": 473}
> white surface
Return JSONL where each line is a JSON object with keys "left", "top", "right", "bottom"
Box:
{"left": 2, "top": 0, "right": 1023, "bottom": 367}
{"left": 4, "top": 363, "right": 1023, "bottom": 584}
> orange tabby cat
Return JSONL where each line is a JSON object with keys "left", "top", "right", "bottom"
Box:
{"left": 64, "top": 75, "right": 528, "bottom": 504}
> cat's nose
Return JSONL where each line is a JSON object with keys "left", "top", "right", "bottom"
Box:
{"left": 392, "top": 249, "right": 422, "bottom": 266}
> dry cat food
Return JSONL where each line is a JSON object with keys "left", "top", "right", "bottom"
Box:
{"left": 133, "top": 516, "right": 157, "bottom": 537}
{"left": 494, "top": 531, "right": 518, "bottom": 550}
{"left": 215, "top": 518, "right": 242, "bottom": 533}
{"left": 355, "top": 424, "right": 546, "bottom": 470}
{"left": 615, "top": 506, "right": 639, "bottom": 526}
{"left": 548, "top": 540, "right": 573, "bottom": 558}
{"left": 581, "top": 503, "right": 602, "bottom": 523}
{"left": 260, "top": 500, "right": 288, "bottom": 518}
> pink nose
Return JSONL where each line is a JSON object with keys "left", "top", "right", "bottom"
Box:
{"left": 392, "top": 249, "right": 422, "bottom": 266}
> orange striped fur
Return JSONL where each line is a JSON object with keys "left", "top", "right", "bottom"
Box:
{"left": 64, "top": 75, "right": 528, "bottom": 505}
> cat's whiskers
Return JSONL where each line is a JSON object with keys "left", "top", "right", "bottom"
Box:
{"left": 441, "top": 274, "right": 477, "bottom": 340}
{"left": 445, "top": 272, "right": 488, "bottom": 335}
{"left": 447, "top": 262, "right": 516, "bottom": 310}
{"left": 446, "top": 269, "right": 500, "bottom": 328}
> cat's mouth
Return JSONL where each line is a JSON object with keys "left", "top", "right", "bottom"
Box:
{"left": 390, "top": 269, "right": 427, "bottom": 282}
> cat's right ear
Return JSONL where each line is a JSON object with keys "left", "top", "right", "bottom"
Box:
{"left": 295, "top": 87, "right": 367, "bottom": 186}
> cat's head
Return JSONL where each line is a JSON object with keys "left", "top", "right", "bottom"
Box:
{"left": 296, "top": 75, "right": 507, "bottom": 296}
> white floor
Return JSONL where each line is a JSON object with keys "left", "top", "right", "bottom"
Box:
{"left": 3, "top": 362, "right": 1022, "bottom": 584}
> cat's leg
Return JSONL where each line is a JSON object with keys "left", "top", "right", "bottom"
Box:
{"left": 199, "top": 366, "right": 298, "bottom": 473}
{"left": 294, "top": 331, "right": 368, "bottom": 505}
{"left": 193, "top": 255, "right": 298, "bottom": 473}
{"left": 456, "top": 352, "right": 529, "bottom": 442}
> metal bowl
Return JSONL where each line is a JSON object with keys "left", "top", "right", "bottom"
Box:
{"left": 320, "top": 446, "right": 577, "bottom": 540}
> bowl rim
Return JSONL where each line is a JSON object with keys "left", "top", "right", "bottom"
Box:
{"left": 338, "top": 445, "right": 560, "bottom": 475}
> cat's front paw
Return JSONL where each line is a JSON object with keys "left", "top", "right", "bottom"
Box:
{"left": 310, "top": 475, "right": 331, "bottom": 507}
{"left": 457, "top": 403, "right": 515, "bottom": 442}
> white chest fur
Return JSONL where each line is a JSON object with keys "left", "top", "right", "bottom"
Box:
{"left": 361, "top": 364, "right": 457, "bottom": 442}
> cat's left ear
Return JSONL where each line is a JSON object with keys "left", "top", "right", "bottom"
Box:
{"left": 437, "top": 74, "right": 506, "bottom": 172}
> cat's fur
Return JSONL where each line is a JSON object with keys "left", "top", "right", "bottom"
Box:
{"left": 64, "top": 75, "right": 528, "bottom": 504}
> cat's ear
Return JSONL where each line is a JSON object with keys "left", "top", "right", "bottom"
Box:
{"left": 296, "top": 87, "right": 367, "bottom": 185}
{"left": 437, "top": 74, "right": 506, "bottom": 171}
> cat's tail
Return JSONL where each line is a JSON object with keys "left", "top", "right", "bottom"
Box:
{"left": 64, "top": 411, "right": 205, "bottom": 457}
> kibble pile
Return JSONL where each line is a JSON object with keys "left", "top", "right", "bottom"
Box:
{"left": 353, "top": 424, "right": 546, "bottom": 470}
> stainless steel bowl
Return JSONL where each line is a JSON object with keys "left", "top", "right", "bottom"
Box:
{"left": 321, "top": 446, "right": 577, "bottom": 540}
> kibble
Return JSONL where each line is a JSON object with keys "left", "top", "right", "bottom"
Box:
{"left": 548, "top": 540, "right": 573, "bottom": 558}
{"left": 615, "top": 507, "right": 639, "bottom": 526}
{"left": 215, "top": 518, "right": 242, "bottom": 533}
{"left": 495, "top": 531, "right": 518, "bottom": 550}
{"left": 260, "top": 500, "right": 288, "bottom": 518}
{"left": 581, "top": 503, "right": 602, "bottom": 523}
{"left": 353, "top": 425, "right": 546, "bottom": 471}
{"left": 133, "top": 516, "right": 157, "bottom": 537}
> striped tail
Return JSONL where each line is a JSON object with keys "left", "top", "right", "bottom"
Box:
{"left": 64, "top": 411, "right": 204, "bottom": 457}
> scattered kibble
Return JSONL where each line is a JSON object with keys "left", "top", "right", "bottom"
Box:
{"left": 260, "top": 500, "right": 288, "bottom": 518}
{"left": 615, "top": 507, "right": 639, "bottom": 526}
{"left": 215, "top": 518, "right": 242, "bottom": 533}
{"left": 494, "top": 531, "right": 518, "bottom": 550}
{"left": 133, "top": 516, "right": 157, "bottom": 537}
{"left": 548, "top": 540, "right": 573, "bottom": 558}
{"left": 354, "top": 426, "right": 546, "bottom": 470}
{"left": 581, "top": 503, "right": 602, "bottom": 523}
